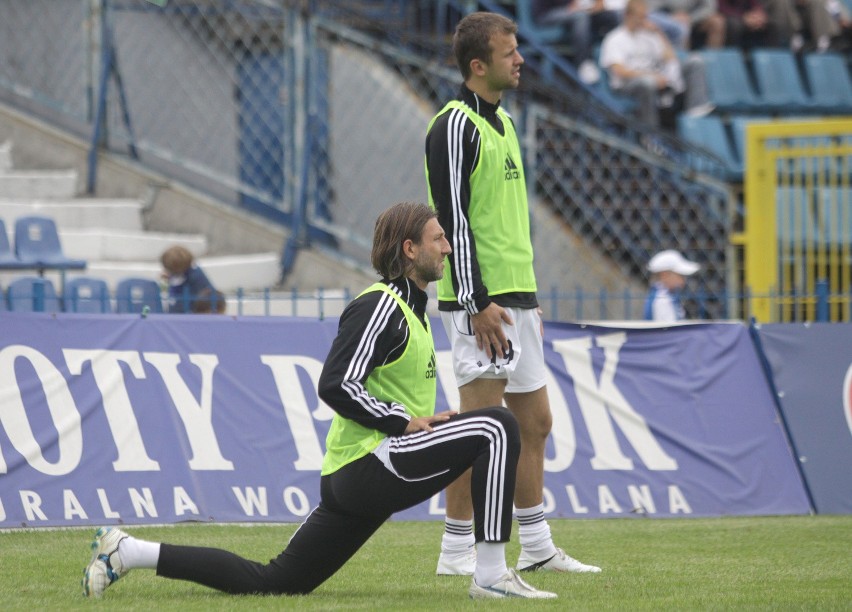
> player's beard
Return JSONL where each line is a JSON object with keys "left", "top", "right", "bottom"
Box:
{"left": 412, "top": 253, "right": 444, "bottom": 284}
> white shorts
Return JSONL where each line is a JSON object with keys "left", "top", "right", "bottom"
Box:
{"left": 440, "top": 307, "right": 547, "bottom": 393}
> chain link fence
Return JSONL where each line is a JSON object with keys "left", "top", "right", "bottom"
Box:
{"left": 0, "top": 0, "right": 735, "bottom": 320}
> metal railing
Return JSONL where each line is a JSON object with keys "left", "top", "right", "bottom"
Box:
{"left": 4, "top": 281, "right": 848, "bottom": 323}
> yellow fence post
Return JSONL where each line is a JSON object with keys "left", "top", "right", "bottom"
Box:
{"left": 739, "top": 118, "right": 852, "bottom": 323}
{"left": 743, "top": 122, "right": 778, "bottom": 323}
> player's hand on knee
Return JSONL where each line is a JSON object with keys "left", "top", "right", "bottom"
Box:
{"left": 404, "top": 410, "right": 457, "bottom": 434}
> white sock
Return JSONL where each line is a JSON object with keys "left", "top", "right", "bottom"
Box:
{"left": 516, "top": 504, "right": 557, "bottom": 560}
{"left": 117, "top": 535, "right": 161, "bottom": 570}
{"left": 473, "top": 542, "right": 507, "bottom": 587}
{"left": 441, "top": 518, "right": 474, "bottom": 555}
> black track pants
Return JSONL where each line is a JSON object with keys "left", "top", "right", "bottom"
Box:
{"left": 157, "top": 406, "right": 519, "bottom": 595}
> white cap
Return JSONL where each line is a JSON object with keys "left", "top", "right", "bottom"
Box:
{"left": 647, "top": 250, "right": 700, "bottom": 276}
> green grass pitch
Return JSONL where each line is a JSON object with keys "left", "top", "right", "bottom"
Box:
{"left": 3, "top": 515, "right": 851, "bottom": 610}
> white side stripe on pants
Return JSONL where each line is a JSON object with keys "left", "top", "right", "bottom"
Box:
{"left": 388, "top": 415, "right": 509, "bottom": 541}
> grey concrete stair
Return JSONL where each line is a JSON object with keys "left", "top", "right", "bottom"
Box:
{"left": 0, "top": 140, "right": 282, "bottom": 295}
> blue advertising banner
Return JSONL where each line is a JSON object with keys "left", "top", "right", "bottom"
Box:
{"left": 0, "top": 314, "right": 811, "bottom": 528}
{"left": 753, "top": 323, "right": 852, "bottom": 514}
{"left": 531, "top": 322, "right": 809, "bottom": 519}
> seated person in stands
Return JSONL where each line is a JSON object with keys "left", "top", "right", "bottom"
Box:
{"left": 762, "top": 0, "right": 838, "bottom": 51}
{"left": 160, "top": 245, "right": 217, "bottom": 313}
{"left": 533, "top": 0, "right": 622, "bottom": 83}
{"left": 717, "top": 0, "right": 778, "bottom": 47}
{"left": 600, "top": 0, "right": 714, "bottom": 129}
{"left": 827, "top": 0, "right": 852, "bottom": 50}
{"left": 645, "top": 0, "right": 726, "bottom": 49}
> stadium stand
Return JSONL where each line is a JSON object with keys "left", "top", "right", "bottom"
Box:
{"left": 513, "top": 0, "right": 578, "bottom": 79}
{"left": 0, "top": 168, "right": 76, "bottom": 199}
{"left": 7, "top": 276, "right": 61, "bottom": 312}
{"left": 1, "top": 0, "right": 849, "bottom": 319}
{"left": 0, "top": 218, "right": 27, "bottom": 269}
{"left": 0, "top": 135, "right": 282, "bottom": 311}
{"left": 14, "top": 215, "right": 87, "bottom": 273}
{"left": 699, "top": 48, "right": 764, "bottom": 114}
{"left": 729, "top": 115, "right": 773, "bottom": 167}
{"left": 64, "top": 276, "right": 112, "bottom": 313}
{"left": 802, "top": 52, "right": 852, "bottom": 114}
{"left": 114, "top": 277, "right": 164, "bottom": 314}
{"left": 750, "top": 49, "right": 820, "bottom": 114}
{"left": 677, "top": 114, "right": 744, "bottom": 181}
{"left": 514, "top": 1, "right": 569, "bottom": 49}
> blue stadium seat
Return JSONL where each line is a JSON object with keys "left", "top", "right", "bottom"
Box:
{"left": 729, "top": 115, "right": 773, "bottom": 166}
{"left": 699, "top": 48, "right": 762, "bottom": 113}
{"left": 750, "top": 49, "right": 819, "bottom": 114}
{"left": 115, "top": 277, "right": 163, "bottom": 314}
{"left": 596, "top": 57, "right": 638, "bottom": 115}
{"left": 0, "top": 218, "right": 26, "bottom": 269}
{"left": 677, "top": 114, "right": 742, "bottom": 181}
{"left": 7, "top": 276, "right": 61, "bottom": 312}
{"left": 802, "top": 53, "right": 852, "bottom": 114}
{"left": 14, "top": 215, "right": 87, "bottom": 271}
{"left": 64, "top": 276, "right": 112, "bottom": 313}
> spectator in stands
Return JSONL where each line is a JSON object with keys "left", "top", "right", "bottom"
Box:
{"left": 160, "top": 245, "right": 217, "bottom": 314}
{"left": 644, "top": 249, "right": 700, "bottom": 322}
{"left": 600, "top": 0, "right": 715, "bottom": 129}
{"left": 763, "top": 0, "right": 838, "bottom": 51}
{"left": 717, "top": 0, "right": 779, "bottom": 47}
{"left": 532, "top": 0, "right": 622, "bottom": 83}
{"left": 645, "top": 0, "right": 727, "bottom": 48}
{"left": 827, "top": 0, "right": 852, "bottom": 50}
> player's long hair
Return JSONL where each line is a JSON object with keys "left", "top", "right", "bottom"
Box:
{"left": 371, "top": 202, "right": 436, "bottom": 280}
{"left": 453, "top": 12, "right": 517, "bottom": 80}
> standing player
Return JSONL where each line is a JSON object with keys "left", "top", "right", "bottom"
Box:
{"left": 82, "top": 202, "right": 556, "bottom": 600}
{"left": 425, "top": 12, "right": 601, "bottom": 576}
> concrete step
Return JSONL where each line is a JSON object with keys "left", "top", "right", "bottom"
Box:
{"left": 0, "top": 141, "right": 12, "bottom": 172}
{"left": 0, "top": 169, "right": 78, "bottom": 198}
{"left": 0, "top": 253, "right": 281, "bottom": 294}
{"left": 0, "top": 199, "right": 144, "bottom": 231}
{"left": 59, "top": 228, "right": 208, "bottom": 262}
{"left": 199, "top": 253, "right": 281, "bottom": 292}
{"left": 81, "top": 253, "right": 280, "bottom": 292}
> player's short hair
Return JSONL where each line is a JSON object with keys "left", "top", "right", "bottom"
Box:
{"left": 453, "top": 12, "right": 517, "bottom": 81}
{"left": 371, "top": 202, "right": 437, "bottom": 280}
{"left": 161, "top": 245, "right": 194, "bottom": 275}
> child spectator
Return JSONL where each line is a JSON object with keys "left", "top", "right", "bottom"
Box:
{"left": 160, "top": 245, "right": 217, "bottom": 314}
{"left": 644, "top": 249, "right": 700, "bottom": 321}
